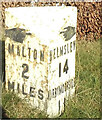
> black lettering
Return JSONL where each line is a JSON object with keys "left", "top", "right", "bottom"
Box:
{"left": 38, "top": 89, "right": 43, "bottom": 100}
{"left": 58, "top": 100, "right": 60, "bottom": 114}
{"left": 60, "top": 46, "right": 63, "bottom": 56}
{"left": 22, "top": 84, "right": 27, "bottom": 95}
{"left": 53, "top": 48, "right": 56, "bottom": 59}
{"left": 65, "top": 81, "right": 68, "bottom": 90}
{"left": 56, "top": 87, "right": 60, "bottom": 96}
{"left": 33, "top": 49, "right": 37, "bottom": 60}
{"left": 50, "top": 50, "right": 52, "bottom": 62}
{"left": 58, "top": 84, "right": 65, "bottom": 94}
{"left": 64, "top": 45, "right": 66, "bottom": 55}
{"left": 57, "top": 47, "right": 59, "bottom": 58}
{"left": 8, "top": 81, "right": 14, "bottom": 91}
{"left": 59, "top": 63, "right": 61, "bottom": 77}
{"left": 22, "top": 46, "right": 26, "bottom": 57}
{"left": 17, "top": 46, "right": 20, "bottom": 56}
{"left": 47, "top": 79, "right": 74, "bottom": 99}
{"left": 28, "top": 48, "right": 31, "bottom": 59}
{"left": 66, "top": 81, "right": 70, "bottom": 89}
{"left": 73, "top": 41, "right": 76, "bottom": 50}
{"left": 8, "top": 43, "right": 14, "bottom": 54}
{"left": 48, "top": 90, "right": 51, "bottom": 100}
{"left": 62, "top": 84, "right": 65, "bottom": 93}
{"left": 52, "top": 89, "right": 55, "bottom": 97}
{"left": 40, "top": 51, "right": 44, "bottom": 61}
{"left": 63, "top": 59, "right": 69, "bottom": 74}
{"left": 55, "top": 88, "right": 57, "bottom": 97}
{"left": 58, "top": 86, "right": 63, "bottom": 95}
{"left": 30, "top": 87, "right": 35, "bottom": 97}
{"left": 22, "top": 64, "right": 29, "bottom": 79}
{"left": 65, "top": 82, "right": 68, "bottom": 91}
{"left": 67, "top": 43, "right": 69, "bottom": 53}
{"left": 70, "top": 42, "right": 72, "bottom": 52}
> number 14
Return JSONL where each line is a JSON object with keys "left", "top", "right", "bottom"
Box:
{"left": 59, "top": 59, "right": 69, "bottom": 77}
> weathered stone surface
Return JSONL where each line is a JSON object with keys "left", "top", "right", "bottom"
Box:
{"left": 60, "top": 26, "right": 75, "bottom": 41}
{"left": 5, "top": 28, "right": 32, "bottom": 43}
{"left": 1, "top": 2, "right": 101, "bottom": 41}
{"left": 5, "top": 6, "right": 77, "bottom": 117}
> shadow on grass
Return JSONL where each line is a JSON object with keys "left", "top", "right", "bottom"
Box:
{"left": 2, "top": 107, "right": 9, "bottom": 119}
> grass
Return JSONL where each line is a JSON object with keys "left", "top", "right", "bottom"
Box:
{"left": 2, "top": 38, "right": 101, "bottom": 118}
{"left": 59, "top": 39, "right": 101, "bottom": 118}
{"left": 2, "top": 90, "right": 47, "bottom": 118}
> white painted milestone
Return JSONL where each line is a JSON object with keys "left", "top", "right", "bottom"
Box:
{"left": 5, "top": 6, "right": 77, "bottom": 117}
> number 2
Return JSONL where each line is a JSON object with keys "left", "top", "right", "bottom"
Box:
{"left": 22, "top": 64, "right": 29, "bottom": 79}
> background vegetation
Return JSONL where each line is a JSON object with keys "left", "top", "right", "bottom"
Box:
{"left": 2, "top": 38, "right": 101, "bottom": 118}
{"left": 59, "top": 39, "right": 101, "bottom": 118}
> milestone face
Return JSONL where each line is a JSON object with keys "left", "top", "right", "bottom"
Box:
{"left": 5, "top": 7, "right": 77, "bottom": 117}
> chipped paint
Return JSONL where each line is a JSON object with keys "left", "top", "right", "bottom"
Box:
{"left": 5, "top": 6, "right": 77, "bottom": 118}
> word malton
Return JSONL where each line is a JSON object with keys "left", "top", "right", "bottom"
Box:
{"left": 5, "top": 6, "right": 77, "bottom": 117}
